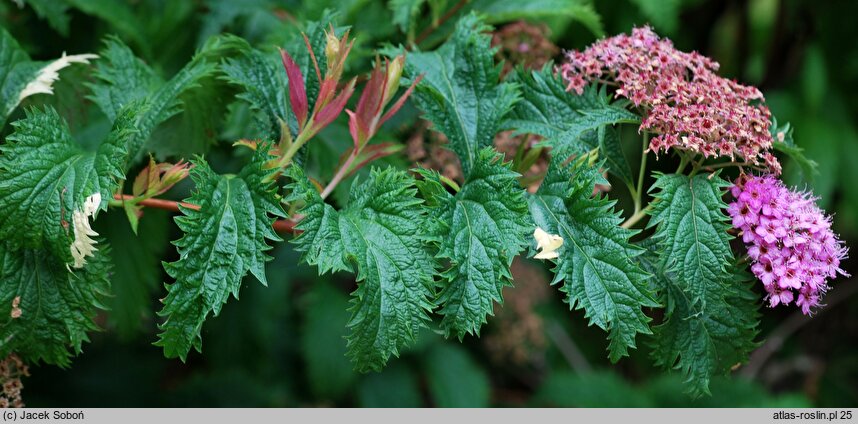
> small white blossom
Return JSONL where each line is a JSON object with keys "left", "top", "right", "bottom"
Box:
{"left": 69, "top": 193, "right": 101, "bottom": 269}
{"left": 533, "top": 227, "right": 563, "bottom": 260}
{"left": 18, "top": 53, "right": 99, "bottom": 102}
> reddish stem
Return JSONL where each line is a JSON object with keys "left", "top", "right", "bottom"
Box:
{"left": 113, "top": 194, "right": 298, "bottom": 233}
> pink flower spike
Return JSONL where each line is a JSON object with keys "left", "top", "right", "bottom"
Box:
{"left": 280, "top": 48, "right": 308, "bottom": 130}
{"left": 728, "top": 174, "right": 849, "bottom": 315}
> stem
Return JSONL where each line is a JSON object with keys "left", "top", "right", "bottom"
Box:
{"left": 700, "top": 161, "right": 752, "bottom": 171}
{"left": 633, "top": 132, "right": 650, "bottom": 215}
{"left": 112, "top": 194, "right": 298, "bottom": 233}
{"left": 321, "top": 150, "right": 358, "bottom": 199}
{"left": 621, "top": 205, "right": 652, "bottom": 229}
{"left": 676, "top": 154, "right": 690, "bottom": 174}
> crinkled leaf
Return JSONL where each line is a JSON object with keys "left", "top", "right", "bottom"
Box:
{"left": 221, "top": 42, "right": 291, "bottom": 140}
{"left": 0, "top": 27, "right": 94, "bottom": 128}
{"left": 405, "top": 14, "right": 519, "bottom": 177}
{"left": 647, "top": 173, "right": 734, "bottom": 302}
{"left": 0, "top": 106, "right": 142, "bottom": 263}
{"left": 507, "top": 67, "right": 637, "bottom": 185}
{"left": 0, "top": 242, "right": 111, "bottom": 366}
{"left": 528, "top": 157, "right": 656, "bottom": 361}
{"left": 288, "top": 166, "right": 435, "bottom": 372}
{"left": 417, "top": 148, "right": 531, "bottom": 338}
{"left": 88, "top": 36, "right": 233, "bottom": 158}
{"left": 155, "top": 147, "right": 285, "bottom": 360}
{"left": 639, "top": 242, "right": 760, "bottom": 397}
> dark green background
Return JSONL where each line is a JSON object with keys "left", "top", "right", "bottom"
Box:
{"left": 1, "top": 0, "right": 855, "bottom": 407}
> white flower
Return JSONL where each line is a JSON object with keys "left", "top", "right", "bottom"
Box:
{"left": 18, "top": 53, "right": 99, "bottom": 102}
{"left": 533, "top": 227, "right": 563, "bottom": 260}
{"left": 69, "top": 193, "right": 101, "bottom": 269}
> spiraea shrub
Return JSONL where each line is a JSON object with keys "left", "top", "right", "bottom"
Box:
{"left": 0, "top": 2, "right": 847, "bottom": 400}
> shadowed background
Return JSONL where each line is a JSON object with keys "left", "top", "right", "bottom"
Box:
{"left": 1, "top": 0, "right": 855, "bottom": 407}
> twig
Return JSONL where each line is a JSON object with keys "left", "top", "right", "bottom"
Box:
{"left": 113, "top": 194, "right": 298, "bottom": 233}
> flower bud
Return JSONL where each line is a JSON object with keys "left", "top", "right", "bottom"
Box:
{"left": 325, "top": 30, "right": 341, "bottom": 67}
{"left": 383, "top": 56, "right": 405, "bottom": 105}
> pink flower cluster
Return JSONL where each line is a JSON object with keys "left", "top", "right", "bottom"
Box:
{"left": 559, "top": 26, "right": 780, "bottom": 173}
{"left": 728, "top": 175, "right": 848, "bottom": 314}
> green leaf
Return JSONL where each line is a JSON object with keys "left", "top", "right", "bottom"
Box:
{"left": 221, "top": 42, "right": 291, "bottom": 140}
{"left": 0, "top": 106, "right": 141, "bottom": 263}
{"left": 639, "top": 242, "right": 759, "bottom": 397}
{"left": 647, "top": 173, "right": 734, "bottom": 303}
{"left": 18, "top": 0, "right": 71, "bottom": 36}
{"left": 507, "top": 68, "right": 638, "bottom": 185}
{"left": 528, "top": 157, "right": 656, "bottom": 361}
{"left": 628, "top": 0, "right": 682, "bottom": 34}
{"left": 405, "top": 13, "right": 519, "bottom": 177}
{"left": 301, "top": 281, "right": 358, "bottom": 400}
{"left": 357, "top": 362, "right": 422, "bottom": 407}
{"left": 471, "top": 0, "right": 604, "bottom": 37}
{"left": 771, "top": 119, "right": 818, "bottom": 179}
{"left": 417, "top": 148, "right": 531, "bottom": 339}
{"left": 424, "top": 344, "right": 490, "bottom": 407}
{"left": 389, "top": 0, "right": 426, "bottom": 38}
{"left": 155, "top": 147, "right": 285, "bottom": 360}
{"left": 98, "top": 209, "right": 169, "bottom": 339}
{"left": 88, "top": 36, "right": 228, "bottom": 158}
{"left": 288, "top": 166, "right": 435, "bottom": 372}
{"left": 0, "top": 241, "right": 111, "bottom": 366}
{"left": 0, "top": 27, "right": 96, "bottom": 128}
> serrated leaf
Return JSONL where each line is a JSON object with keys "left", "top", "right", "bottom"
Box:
{"left": 0, "top": 241, "right": 111, "bottom": 367}
{"left": 639, "top": 243, "right": 759, "bottom": 397}
{"left": 528, "top": 157, "right": 656, "bottom": 361}
{"left": 647, "top": 173, "right": 734, "bottom": 302}
{"left": 0, "top": 105, "right": 142, "bottom": 263}
{"left": 155, "top": 147, "right": 285, "bottom": 360}
{"left": 288, "top": 166, "right": 435, "bottom": 372}
{"left": 418, "top": 148, "right": 531, "bottom": 338}
{"left": 507, "top": 67, "right": 637, "bottom": 185}
{"left": 221, "top": 42, "right": 291, "bottom": 140}
{"left": 0, "top": 27, "right": 96, "bottom": 128}
{"left": 87, "top": 36, "right": 230, "bottom": 158}
{"left": 405, "top": 13, "right": 519, "bottom": 177}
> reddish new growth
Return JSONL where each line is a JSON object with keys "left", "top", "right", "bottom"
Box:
{"left": 559, "top": 26, "right": 780, "bottom": 173}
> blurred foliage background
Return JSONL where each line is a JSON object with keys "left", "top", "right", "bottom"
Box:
{"left": 1, "top": 0, "right": 856, "bottom": 407}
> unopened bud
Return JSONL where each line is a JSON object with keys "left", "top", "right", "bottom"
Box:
{"left": 325, "top": 30, "right": 340, "bottom": 66}
{"left": 383, "top": 56, "right": 405, "bottom": 105}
